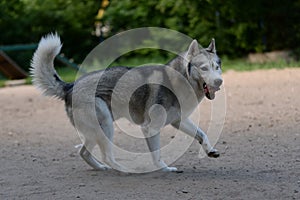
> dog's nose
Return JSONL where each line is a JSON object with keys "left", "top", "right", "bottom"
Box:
{"left": 214, "top": 79, "right": 223, "bottom": 87}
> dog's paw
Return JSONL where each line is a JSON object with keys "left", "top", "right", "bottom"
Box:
{"left": 102, "top": 165, "right": 112, "bottom": 170}
{"left": 92, "top": 163, "right": 112, "bottom": 171}
{"left": 162, "top": 166, "right": 178, "bottom": 172}
{"left": 207, "top": 149, "right": 220, "bottom": 158}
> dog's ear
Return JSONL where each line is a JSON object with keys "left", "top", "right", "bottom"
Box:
{"left": 206, "top": 38, "right": 216, "bottom": 54}
{"left": 184, "top": 40, "right": 200, "bottom": 77}
{"left": 186, "top": 39, "right": 200, "bottom": 59}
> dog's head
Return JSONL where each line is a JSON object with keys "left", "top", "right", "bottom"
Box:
{"left": 184, "top": 39, "right": 223, "bottom": 100}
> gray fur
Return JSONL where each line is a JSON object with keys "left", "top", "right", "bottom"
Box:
{"left": 31, "top": 34, "right": 223, "bottom": 172}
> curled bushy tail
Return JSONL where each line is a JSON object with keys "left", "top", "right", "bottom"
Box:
{"left": 30, "top": 33, "right": 67, "bottom": 99}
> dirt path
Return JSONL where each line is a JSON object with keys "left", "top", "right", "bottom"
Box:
{"left": 0, "top": 69, "right": 299, "bottom": 200}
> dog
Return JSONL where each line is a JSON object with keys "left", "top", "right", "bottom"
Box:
{"left": 31, "top": 33, "right": 223, "bottom": 172}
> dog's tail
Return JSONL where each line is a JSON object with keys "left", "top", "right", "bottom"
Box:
{"left": 30, "top": 33, "right": 69, "bottom": 100}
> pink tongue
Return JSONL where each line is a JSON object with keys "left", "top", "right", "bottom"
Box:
{"left": 204, "top": 87, "right": 209, "bottom": 94}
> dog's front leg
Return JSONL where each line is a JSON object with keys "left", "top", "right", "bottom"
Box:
{"left": 172, "top": 119, "right": 220, "bottom": 158}
{"left": 141, "top": 126, "right": 178, "bottom": 172}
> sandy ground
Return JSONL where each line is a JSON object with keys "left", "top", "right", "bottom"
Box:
{"left": 0, "top": 68, "right": 299, "bottom": 200}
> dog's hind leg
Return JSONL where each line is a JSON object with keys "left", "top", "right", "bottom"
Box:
{"left": 172, "top": 118, "right": 220, "bottom": 158}
{"left": 141, "top": 126, "right": 178, "bottom": 172}
{"left": 71, "top": 111, "right": 111, "bottom": 170}
{"left": 95, "top": 97, "right": 128, "bottom": 172}
{"left": 79, "top": 144, "right": 111, "bottom": 170}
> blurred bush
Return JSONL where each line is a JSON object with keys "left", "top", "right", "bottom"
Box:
{"left": 1, "top": 0, "right": 300, "bottom": 71}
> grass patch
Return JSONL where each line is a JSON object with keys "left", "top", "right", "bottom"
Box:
{"left": 0, "top": 66, "right": 78, "bottom": 88}
{"left": 111, "top": 54, "right": 172, "bottom": 67}
{"left": 56, "top": 67, "right": 78, "bottom": 83}
{"left": 221, "top": 57, "right": 300, "bottom": 72}
{"left": 0, "top": 57, "right": 299, "bottom": 88}
{"left": 111, "top": 55, "right": 300, "bottom": 72}
{"left": 27, "top": 66, "right": 78, "bottom": 84}
{"left": 0, "top": 80, "right": 6, "bottom": 87}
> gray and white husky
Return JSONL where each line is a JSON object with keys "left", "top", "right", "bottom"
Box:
{"left": 31, "top": 34, "right": 223, "bottom": 172}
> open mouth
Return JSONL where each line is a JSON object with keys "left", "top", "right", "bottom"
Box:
{"left": 203, "top": 82, "right": 219, "bottom": 100}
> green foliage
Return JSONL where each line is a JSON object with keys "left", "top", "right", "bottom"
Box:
{"left": 1, "top": 0, "right": 300, "bottom": 74}
{"left": 104, "top": 0, "right": 300, "bottom": 57}
{"left": 0, "top": 0, "right": 100, "bottom": 69}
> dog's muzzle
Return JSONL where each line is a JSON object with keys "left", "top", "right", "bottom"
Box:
{"left": 203, "top": 82, "right": 220, "bottom": 100}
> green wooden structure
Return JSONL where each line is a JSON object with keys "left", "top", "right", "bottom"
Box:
{"left": 0, "top": 51, "right": 27, "bottom": 79}
{"left": 0, "top": 44, "right": 79, "bottom": 80}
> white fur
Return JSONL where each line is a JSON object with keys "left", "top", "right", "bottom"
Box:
{"left": 30, "top": 33, "right": 65, "bottom": 99}
{"left": 179, "top": 119, "right": 215, "bottom": 154}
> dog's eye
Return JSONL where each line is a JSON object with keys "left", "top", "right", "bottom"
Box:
{"left": 201, "top": 66, "right": 208, "bottom": 71}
